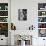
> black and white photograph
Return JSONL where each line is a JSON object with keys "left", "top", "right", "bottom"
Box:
{"left": 18, "top": 9, "right": 27, "bottom": 21}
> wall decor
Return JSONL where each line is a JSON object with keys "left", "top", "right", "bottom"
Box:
{"left": 38, "top": 3, "right": 46, "bottom": 37}
{"left": 29, "top": 25, "right": 35, "bottom": 30}
{"left": 0, "top": 17, "right": 8, "bottom": 22}
{"left": 38, "top": 3, "right": 46, "bottom": 10}
{"left": 0, "top": 23, "right": 8, "bottom": 37}
{"left": 5, "top": 6, "right": 8, "bottom": 10}
{"left": 38, "top": 29, "right": 46, "bottom": 37}
{"left": 38, "top": 23, "right": 46, "bottom": 28}
{"left": 38, "top": 17, "right": 46, "bottom": 22}
{"left": 0, "top": 3, "right": 8, "bottom": 10}
{"left": 18, "top": 9, "right": 27, "bottom": 21}
{"left": 38, "top": 11, "right": 46, "bottom": 16}
{"left": 11, "top": 23, "right": 16, "bottom": 30}
{"left": 0, "top": 3, "right": 8, "bottom": 37}
{"left": 15, "top": 35, "right": 32, "bottom": 46}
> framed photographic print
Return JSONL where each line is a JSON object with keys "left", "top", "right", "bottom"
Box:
{"left": 18, "top": 9, "right": 27, "bottom": 21}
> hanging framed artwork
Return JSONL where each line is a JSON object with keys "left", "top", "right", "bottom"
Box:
{"left": 18, "top": 9, "right": 27, "bottom": 21}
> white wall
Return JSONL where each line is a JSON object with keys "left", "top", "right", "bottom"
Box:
{"left": 0, "top": 0, "right": 8, "bottom": 3}
{"left": 11, "top": 0, "right": 46, "bottom": 30}
{"left": 11, "top": 0, "right": 38, "bottom": 30}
